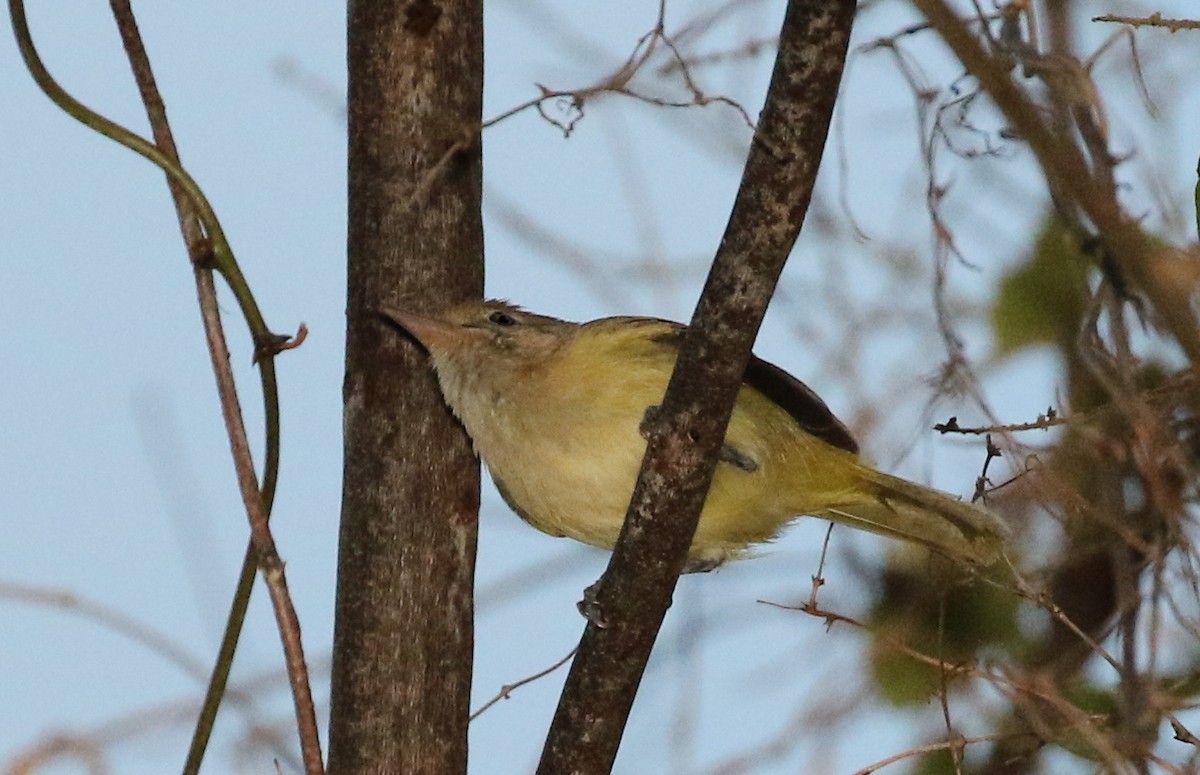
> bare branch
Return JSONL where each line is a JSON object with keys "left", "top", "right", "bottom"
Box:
{"left": 10, "top": 1, "right": 319, "bottom": 771}
{"left": 536, "top": 3, "right": 856, "bottom": 773}
{"left": 935, "top": 408, "right": 1067, "bottom": 435}
{"left": 469, "top": 647, "right": 578, "bottom": 722}
{"left": 1092, "top": 14, "right": 1200, "bottom": 33}
{"left": 0, "top": 581, "right": 207, "bottom": 682}
{"left": 104, "top": 4, "right": 322, "bottom": 772}
{"left": 851, "top": 734, "right": 1016, "bottom": 775}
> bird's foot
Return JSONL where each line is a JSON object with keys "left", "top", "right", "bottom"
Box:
{"left": 576, "top": 580, "right": 611, "bottom": 628}
{"left": 681, "top": 557, "right": 724, "bottom": 574}
{"left": 639, "top": 405, "right": 662, "bottom": 439}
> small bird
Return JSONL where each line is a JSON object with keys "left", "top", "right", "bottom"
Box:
{"left": 382, "top": 300, "right": 1008, "bottom": 572}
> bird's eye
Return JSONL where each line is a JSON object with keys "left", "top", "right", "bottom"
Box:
{"left": 488, "top": 311, "right": 517, "bottom": 327}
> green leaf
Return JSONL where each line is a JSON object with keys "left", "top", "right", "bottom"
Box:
{"left": 912, "top": 748, "right": 960, "bottom": 775}
{"left": 868, "top": 557, "right": 1021, "bottom": 706}
{"left": 992, "top": 218, "right": 1090, "bottom": 356}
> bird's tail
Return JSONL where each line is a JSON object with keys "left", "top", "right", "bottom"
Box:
{"left": 814, "top": 466, "right": 1010, "bottom": 566}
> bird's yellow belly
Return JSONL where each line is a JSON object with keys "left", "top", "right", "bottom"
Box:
{"left": 480, "top": 411, "right": 646, "bottom": 550}
{"left": 473, "top": 394, "right": 810, "bottom": 565}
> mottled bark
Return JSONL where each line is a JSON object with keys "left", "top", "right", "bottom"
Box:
{"left": 330, "top": 1, "right": 483, "bottom": 773}
{"left": 536, "top": 2, "right": 857, "bottom": 774}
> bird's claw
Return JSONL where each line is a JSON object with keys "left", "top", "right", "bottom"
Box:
{"left": 576, "top": 580, "right": 611, "bottom": 628}
{"left": 639, "top": 405, "right": 662, "bottom": 439}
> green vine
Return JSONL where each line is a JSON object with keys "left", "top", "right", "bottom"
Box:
{"left": 9, "top": 2, "right": 290, "bottom": 772}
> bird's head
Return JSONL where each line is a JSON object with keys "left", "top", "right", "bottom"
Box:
{"left": 380, "top": 300, "right": 577, "bottom": 406}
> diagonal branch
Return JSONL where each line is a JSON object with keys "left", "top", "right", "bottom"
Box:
{"left": 536, "top": 2, "right": 857, "bottom": 773}
{"left": 102, "top": 6, "right": 322, "bottom": 772}
{"left": 103, "top": 7, "right": 292, "bottom": 770}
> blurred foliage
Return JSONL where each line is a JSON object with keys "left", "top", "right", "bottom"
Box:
{"left": 869, "top": 554, "right": 1021, "bottom": 707}
{"left": 1163, "top": 665, "right": 1200, "bottom": 702}
{"left": 866, "top": 198, "right": 1200, "bottom": 774}
{"left": 1063, "top": 682, "right": 1119, "bottom": 718}
{"left": 913, "top": 748, "right": 968, "bottom": 775}
{"left": 991, "top": 218, "right": 1091, "bottom": 357}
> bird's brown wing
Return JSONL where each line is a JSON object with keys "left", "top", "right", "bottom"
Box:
{"left": 637, "top": 321, "right": 859, "bottom": 455}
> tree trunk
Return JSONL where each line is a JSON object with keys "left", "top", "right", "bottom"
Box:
{"left": 330, "top": 2, "right": 483, "bottom": 772}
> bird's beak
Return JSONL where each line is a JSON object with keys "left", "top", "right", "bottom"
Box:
{"left": 379, "top": 307, "right": 468, "bottom": 354}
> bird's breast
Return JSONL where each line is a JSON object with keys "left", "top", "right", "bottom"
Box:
{"left": 451, "top": 364, "right": 661, "bottom": 548}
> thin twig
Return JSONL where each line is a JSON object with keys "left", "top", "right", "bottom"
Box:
{"left": 1169, "top": 714, "right": 1200, "bottom": 746}
{"left": 935, "top": 409, "right": 1067, "bottom": 435}
{"left": 971, "top": 433, "right": 1002, "bottom": 502}
{"left": 469, "top": 647, "right": 578, "bottom": 722}
{"left": 806, "top": 522, "right": 835, "bottom": 611}
{"left": 758, "top": 599, "right": 978, "bottom": 677}
{"left": 935, "top": 599, "right": 964, "bottom": 775}
{"left": 850, "top": 734, "right": 1021, "bottom": 775}
{"left": 10, "top": 2, "right": 321, "bottom": 772}
{"left": 2, "top": 680, "right": 303, "bottom": 774}
{"left": 1092, "top": 14, "right": 1200, "bottom": 33}
{"left": 990, "top": 560, "right": 1128, "bottom": 678}
{"left": 104, "top": 5, "right": 277, "bottom": 771}
{"left": 104, "top": 5, "right": 321, "bottom": 773}
{"left": 401, "top": 4, "right": 757, "bottom": 213}
{"left": 194, "top": 268, "right": 324, "bottom": 774}
{"left": 0, "top": 580, "right": 208, "bottom": 682}
{"left": 764, "top": 591, "right": 1150, "bottom": 770}
{"left": 913, "top": 0, "right": 1200, "bottom": 365}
